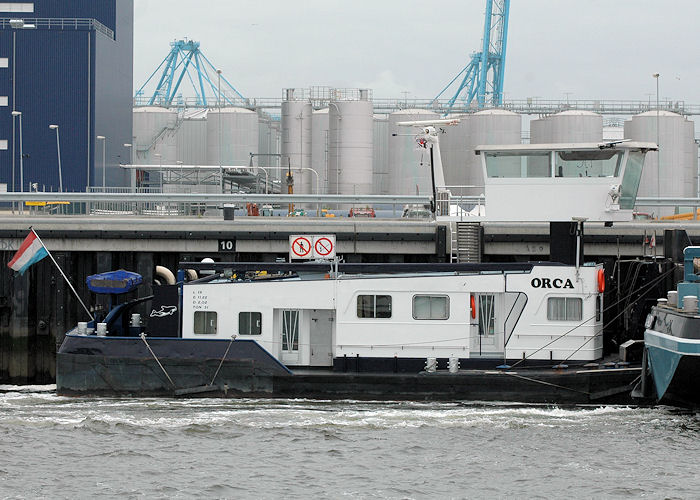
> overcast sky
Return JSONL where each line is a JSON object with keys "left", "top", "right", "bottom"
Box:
{"left": 133, "top": 0, "right": 700, "bottom": 103}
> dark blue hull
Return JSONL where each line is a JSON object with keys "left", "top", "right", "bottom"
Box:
{"left": 57, "top": 335, "right": 641, "bottom": 404}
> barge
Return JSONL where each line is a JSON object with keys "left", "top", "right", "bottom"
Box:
{"left": 56, "top": 140, "right": 657, "bottom": 402}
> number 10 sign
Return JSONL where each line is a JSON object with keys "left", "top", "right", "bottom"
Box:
{"left": 289, "top": 234, "right": 336, "bottom": 260}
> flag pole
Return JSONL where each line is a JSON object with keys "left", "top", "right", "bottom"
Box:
{"left": 31, "top": 229, "right": 95, "bottom": 322}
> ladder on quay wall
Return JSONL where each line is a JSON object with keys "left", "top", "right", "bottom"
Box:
{"left": 451, "top": 222, "right": 482, "bottom": 263}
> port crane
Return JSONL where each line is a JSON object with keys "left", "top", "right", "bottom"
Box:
{"left": 135, "top": 39, "right": 246, "bottom": 107}
{"left": 433, "top": 0, "right": 510, "bottom": 112}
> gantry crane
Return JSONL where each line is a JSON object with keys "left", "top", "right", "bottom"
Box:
{"left": 135, "top": 39, "right": 246, "bottom": 107}
{"left": 433, "top": 0, "right": 510, "bottom": 112}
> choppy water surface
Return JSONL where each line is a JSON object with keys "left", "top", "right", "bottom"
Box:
{"left": 0, "top": 387, "right": 698, "bottom": 499}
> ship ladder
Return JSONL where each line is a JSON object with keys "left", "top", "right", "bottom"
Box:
{"left": 452, "top": 222, "right": 481, "bottom": 263}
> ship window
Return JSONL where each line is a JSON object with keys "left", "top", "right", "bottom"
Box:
{"left": 620, "top": 151, "right": 644, "bottom": 209}
{"left": 239, "top": 311, "right": 261, "bottom": 335}
{"left": 0, "top": 3, "right": 34, "bottom": 12}
{"left": 596, "top": 295, "right": 603, "bottom": 322}
{"left": 485, "top": 152, "right": 551, "bottom": 178}
{"left": 357, "top": 295, "right": 392, "bottom": 318}
{"left": 555, "top": 150, "right": 622, "bottom": 178}
{"left": 478, "top": 295, "right": 496, "bottom": 336}
{"left": 413, "top": 295, "right": 449, "bottom": 320}
{"left": 547, "top": 297, "right": 582, "bottom": 321}
{"left": 193, "top": 311, "right": 217, "bottom": 334}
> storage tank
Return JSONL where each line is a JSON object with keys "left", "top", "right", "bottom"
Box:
{"left": 438, "top": 114, "right": 470, "bottom": 191}
{"left": 311, "top": 108, "right": 330, "bottom": 194}
{"left": 440, "top": 109, "right": 521, "bottom": 195}
{"left": 206, "top": 107, "right": 259, "bottom": 168}
{"left": 281, "top": 89, "right": 313, "bottom": 194}
{"left": 257, "top": 112, "right": 279, "bottom": 192}
{"left": 328, "top": 89, "right": 374, "bottom": 196}
{"left": 133, "top": 106, "right": 178, "bottom": 165}
{"left": 530, "top": 110, "right": 603, "bottom": 144}
{"left": 388, "top": 109, "right": 439, "bottom": 195}
{"left": 624, "top": 110, "right": 698, "bottom": 203}
{"left": 175, "top": 108, "right": 207, "bottom": 165}
{"left": 373, "top": 114, "right": 389, "bottom": 195}
{"left": 462, "top": 109, "right": 521, "bottom": 194}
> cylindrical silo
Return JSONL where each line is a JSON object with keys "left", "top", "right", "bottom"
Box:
{"left": 624, "top": 110, "right": 698, "bottom": 204}
{"left": 206, "top": 107, "right": 259, "bottom": 168}
{"left": 387, "top": 109, "right": 439, "bottom": 195}
{"left": 281, "top": 89, "right": 313, "bottom": 194}
{"left": 311, "top": 108, "right": 330, "bottom": 194}
{"left": 440, "top": 109, "right": 521, "bottom": 196}
{"left": 462, "top": 109, "right": 521, "bottom": 194}
{"left": 133, "top": 106, "right": 178, "bottom": 165}
{"left": 439, "top": 113, "right": 470, "bottom": 192}
{"left": 328, "top": 90, "right": 374, "bottom": 196}
{"left": 175, "top": 108, "right": 207, "bottom": 165}
{"left": 373, "top": 114, "right": 389, "bottom": 195}
{"left": 530, "top": 110, "right": 603, "bottom": 144}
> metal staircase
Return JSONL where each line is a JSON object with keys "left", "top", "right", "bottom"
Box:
{"left": 451, "top": 222, "right": 482, "bottom": 263}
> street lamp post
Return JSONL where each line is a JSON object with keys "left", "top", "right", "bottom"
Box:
{"left": 154, "top": 153, "right": 162, "bottom": 191}
{"left": 11, "top": 111, "right": 24, "bottom": 197}
{"left": 11, "top": 111, "right": 24, "bottom": 214}
{"left": 49, "top": 125, "right": 63, "bottom": 192}
{"left": 217, "top": 69, "right": 223, "bottom": 193}
{"left": 653, "top": 73, "right": 660, "bottom": 199}
{"left": 124, "top": 143, "right": 134, "bottom": 190}
{"left": 97, "top": 135, "right": 106, "bottom": 191}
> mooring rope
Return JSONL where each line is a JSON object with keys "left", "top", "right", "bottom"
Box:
{"left": 209, "top": 335, "right": 236, "bottom": 386}
{"left": 140, "top": 333, "right": 176, "bottom": 388}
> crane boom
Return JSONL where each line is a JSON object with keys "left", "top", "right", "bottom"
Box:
{"left": 432, "top": 0, "right": 510, "bottom": 112}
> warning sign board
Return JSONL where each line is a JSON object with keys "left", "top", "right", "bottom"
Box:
{"left": 289, "top": 235, "right": 336, "bottom": 260}
{"left": 290, "top": 236, "right": 312, "bottom": 259}
{"left": 314, "top": 237, "right": 335, "bottom": 258}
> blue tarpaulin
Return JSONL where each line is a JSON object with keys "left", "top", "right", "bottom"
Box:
{"left": 87, "top": 270, "right": 143, "bottom": 294}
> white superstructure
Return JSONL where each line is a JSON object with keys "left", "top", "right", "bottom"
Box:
{"left": 182, "top": 264, "right": 604, "bottom": 366}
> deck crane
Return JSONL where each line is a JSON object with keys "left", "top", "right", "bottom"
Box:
{"left": 432, "top": 0, "right": 510, "bottom": 113}
{"left": 134, "top": 39, "right": 246, "bottom": 107}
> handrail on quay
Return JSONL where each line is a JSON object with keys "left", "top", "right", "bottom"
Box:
{"left": 133, "top": 96, "right": 700, "bottom": 116}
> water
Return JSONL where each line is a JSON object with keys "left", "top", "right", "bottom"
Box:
{"left": 0, "top": 387, "right": 698, "bottom": 499}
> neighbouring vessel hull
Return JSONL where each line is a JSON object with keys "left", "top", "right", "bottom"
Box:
{"left": 645, "top": 328, "right": 700, "bottom": 407}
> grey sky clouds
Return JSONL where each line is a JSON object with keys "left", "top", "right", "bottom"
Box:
{"left": 134, "top": 1, "right": 700, "bottom": 103}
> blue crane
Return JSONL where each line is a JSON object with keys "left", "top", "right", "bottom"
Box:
{"left": 135, "top": 39, "right": 245, "bottom": 107}
{"left": 433, "top": 0, "right": 510, "bottom": 112}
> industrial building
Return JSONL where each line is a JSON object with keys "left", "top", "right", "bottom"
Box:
{"left": 0, "top": 0, "right": 133, "bottom": 193}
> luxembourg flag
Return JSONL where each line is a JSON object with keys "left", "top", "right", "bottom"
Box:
{"left": 7, "top": 230, "right": 49, "bottom": 275}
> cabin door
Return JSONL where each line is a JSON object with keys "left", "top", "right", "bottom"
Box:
{"left": 281, "top": 309, "right": 300, "bottom": 365}
{"left": 309, "top": 309, "right": 334, "bottom": 367}
{"left": 471, "top": 294, "right": 504, "bottom": 357}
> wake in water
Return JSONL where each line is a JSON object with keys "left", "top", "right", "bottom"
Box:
{"left": 0, "top": 386, "right": 698, "bottom": 498}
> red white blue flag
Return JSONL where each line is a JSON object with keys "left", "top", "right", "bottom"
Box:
{"left": 7, "top": 230, "right": 49, "bottom": 275}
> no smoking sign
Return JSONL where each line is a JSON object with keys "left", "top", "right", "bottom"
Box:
{"left": 289, "top": 234, "right": 336, "bottom": 260}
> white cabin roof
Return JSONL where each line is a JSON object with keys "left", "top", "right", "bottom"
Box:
{"left": 475, "top": 142, "right": 658, "bottom": 153}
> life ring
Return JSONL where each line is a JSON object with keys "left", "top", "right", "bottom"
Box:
{"left": 470, "top": 294, "right": 476, "bottom": 319}
{"left": 597, "top": 269, "right": 605, "bottom": 293}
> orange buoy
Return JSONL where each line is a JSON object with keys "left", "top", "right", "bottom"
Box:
{"left": 597, "top": 269, "right": 605, "bottom": 293}
{"left": 470, "top": 295, "right": 476, "bottom": 319}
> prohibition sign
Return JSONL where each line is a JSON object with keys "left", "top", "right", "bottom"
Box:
{"left": 314, "top": 237, "right": 334, "bottom": 257}
{"left": 291, "top": 237, "right": 312, "bottom": 258}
